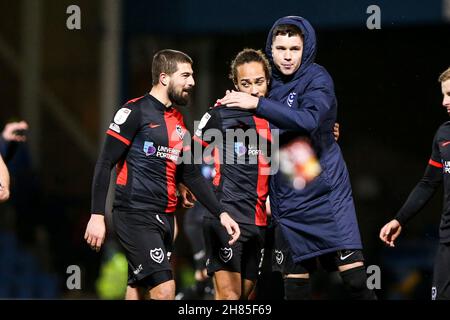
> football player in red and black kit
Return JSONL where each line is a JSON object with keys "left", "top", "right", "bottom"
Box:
{"left": 380, "top": 67, "right": 450, "bottom": 300}
{"left": 192, "top": 49, "right": 273, "bottom": 300}
{"left": 84, "top": 49, "right": 240, "bottom": 300}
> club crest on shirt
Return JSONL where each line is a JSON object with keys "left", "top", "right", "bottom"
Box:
{"left": 143, "top": 141, "right": 156, "bottom": 156}
{"left": 175, "top": 124, "right": 185, "bottom": 139}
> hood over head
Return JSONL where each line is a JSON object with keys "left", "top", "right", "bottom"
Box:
{"left": 265, "top": 16, "right": 317, "bottom": 84}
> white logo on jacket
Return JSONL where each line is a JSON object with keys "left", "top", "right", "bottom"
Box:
{"left": 287, "top": 92, "right": 296, "bottom": 107}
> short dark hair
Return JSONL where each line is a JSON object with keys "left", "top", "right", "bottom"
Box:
{"left": 272, "top": 24, "right": 304, "bottom": 43}
{"left": 439, "top": 67, "right": 450, "bottom": 83}
{"left": 229, "top": 48, "right": 271, "bottom": 85}
{"left": 151, "top": 49, "right": 193, "bottom": 85}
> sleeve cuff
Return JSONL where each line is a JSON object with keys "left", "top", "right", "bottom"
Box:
{"left": 255, "top": 97, "right": 266, "bottom": 117}
{"left": 394, "top": 215, "right": 406, "bottom": 226}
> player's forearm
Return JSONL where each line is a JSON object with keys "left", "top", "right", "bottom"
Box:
{"left": 395, "top": 164, "right": 442, "bottom": 225}
{"left": 182, "top": 164, "right": 222, "bottom": 218}
{"left": 256, "top": 97, "right": 322, "bottom": 132}
{"left": 90, "top": 160, "right": 114, "bottom": 214}
{"left": 395, "top": 181, "right": 438, "bottom": 226}
{"left": 90, "top": 136, "right": 128, "bottom": 214}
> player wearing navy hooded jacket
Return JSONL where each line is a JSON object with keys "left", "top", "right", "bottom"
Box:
{"left": 219, "top": 16, "right": 376, "bottom": 300}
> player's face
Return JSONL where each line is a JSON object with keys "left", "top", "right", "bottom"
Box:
{"left": 271, "top": 34, "right": 303, "bottom": 76}
{"left": 168, "top": 62, "right": 195, "bottom": 106}
{"left": 235, "top": 61, "right": 268, "bottom": 97}
{"left": 442, "top": 79, "right": 450, "bottom": 115}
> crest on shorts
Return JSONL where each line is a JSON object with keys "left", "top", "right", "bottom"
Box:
{"left": 275, "top": 250, "right": 284, "bottom": 265}
{"left": 219, "top": 247, "right": 233, "bottom": 263}
{"left": 150, "top": 248, "right": 164, "bottom": 264}
{"left": 432, "top": 286, "right": 437, "bottom": 300}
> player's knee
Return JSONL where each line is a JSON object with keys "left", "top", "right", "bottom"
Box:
{"left": 151, "top": 284, "right": 175, "bottom": 300}
{"left": 149, "top": 277, "right": 175, "bottom": 300}
{"left": 340, "top": 265, "right": 367, "bottom": 290}
{"left": 340, "top": 265, "right": 377, "bottom": 300}
{"left": 284, "top": 277, "right": 311, "bottom": 300}
{"left": 125, "top": 286, "right": 142, "bottom": 300}
{"left": 215, "top": 284, "right": 241, "bottom": 300}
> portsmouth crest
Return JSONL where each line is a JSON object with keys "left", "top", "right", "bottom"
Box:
{"left": 176, "top": 124, "right": 185, "bottom": 139}
{"left": 219, "top": 247, "right": 233, "bottom": 263}
{"left": 150, "top": 248, "right": 164, "bottom": 264}
{"left": 286, "top": 92, "right": 296, "bottom": 108}
{"left": 275, "top": 250, "right": 284, "bottom": 265}
{"left": 143, "top": 141, "right": 156, "bottom": 156}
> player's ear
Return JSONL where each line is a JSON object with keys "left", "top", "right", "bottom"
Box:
{"left": 160, "top": 73, "right": 169, "bottom": 86}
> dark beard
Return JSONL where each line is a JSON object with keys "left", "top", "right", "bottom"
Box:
{"left": 168, "top": 85, "right": 191, "bottom": 106}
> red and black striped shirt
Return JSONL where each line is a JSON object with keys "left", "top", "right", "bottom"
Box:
{"left": 91, "top": 94, "right": 223, "bottom": 217}
{"left": 108, "top": 94, "right": 186, "bottom": 213}
{"left": 193, "top": 106, "right": 271, "bottom": 226}
{"left": 395, "top": 121, "right": 450, "bottom": 242}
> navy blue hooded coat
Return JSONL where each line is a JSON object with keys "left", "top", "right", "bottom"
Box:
{"left": 256, "top": 16, "right": 362, "bottom": 262}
